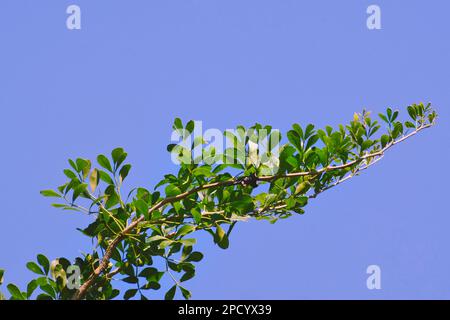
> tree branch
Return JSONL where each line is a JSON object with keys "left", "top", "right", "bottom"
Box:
{"left": 71, "top": 121, "right": 433, "bottom": 299}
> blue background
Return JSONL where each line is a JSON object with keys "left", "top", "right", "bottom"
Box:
{"left": 0, "top": 0, "right": 449, "bottom": 299}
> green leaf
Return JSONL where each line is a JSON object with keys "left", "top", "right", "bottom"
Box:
{"left": 179, "top": 286, "right": 192, "bottom": 299}
{"left": 190, "top": 208, "right": 202, "bottom": 224}
{"left": 391, "top": 110, "right": 399, "bottom": 122}
{"left": 294, "top": 181, "right": 311, "bottom": 195}
{"left": 179, "top": 238, "right": 196, "bottom": 246}
{"left": 138, "top": 267, "right": 158, "bottom": 277}
{"left": 68, "top": 159, "right": 78, "bottom": 172}
{"left": 7, "top": 284, "right": 25, "bottom": 300}
{"left": 180, "top": 271, "right": 195, "bottom": 282}
{"left": 407, "top": 105, "right": 417, "bottom": 120}
{"left": 158, "top": 240, "right": 173, "bottom": 249}
{"left": 361, "top": 139, "right": 374, "bottom": 151}
{"left": 139, "top": 268, "right": 164, "bottom": 283}
{"left": 146, "top": 235, "right": 167, "bottom": 243}
{"left": 305, "top": 134, "right": 319, "bottom": 151}
{"left": 181, "top": 262, "right": 195, "bottom": 273}
{"left": 0, "top": 269, "right": 4, "bottom": 285}
{"left": 186, "top": 252, "right": 204, "bottom": 262}
{"left": 304, "top": 124, "right": 315, "bottom": 139}
{"left": 392, "top": 122, "right": 403, "bottom": 139}
{"left": 97, "top": 154, "right": 113, "bottom": 172}
{"left": 36, "top": 293, "right": 53, "bottom": 300}
{"left": 78, "top": 220, "right": 102, "bottom": 237}
{"left": 165, "top": 285, "right": 177, "bottom": 300}
{"left": 111, "top": 148, "right": 127, "bottom": 168}
{"left": 386, "top": 108, "right": 392, "bottom": 121}
{"left": 63, "top": 169, "right": 77, "bottom": 180}
{"left": 186, "top": 120, "right": 195, "bottom": 134}
{"left": 428, "top": 112, "right": 437, "bottom": 124}
{"left": 26, "top": 262, "right": 44, "bottom": 275}
{"left": 26, "top": 280, "right": 38, "bottom": 299}
{"left": 98, "top": 170, "right": 114, "bottom": 185}
{"left": 168, "top": 261, "right": 180, "bottom": 272}
{"left": 35, "top": 276, "right": 49, "bottom": 287}
{"left": 192, "top": 166, "right": 213, "bottom": 177}
{"left": 37, "top": 254, "right": 50, "bottom": 275}
{"left": 134, "top": 199, "right": 149, "bottom": 218}
{"left": 173, "top": 118, "right": 183, "bottom": 130}
{"left": 165, "top": 185, "right": 181, "bottom": 197}
{"left": 72, "top": 183, "right": 88, "bottom": 202}
{"left": 292, "top": 123, "right": 304, "bottom": 138}
{"left": 380, "top": 134, "right": 390, "bottom": 148}
{"left": 175, "top": 225, "right": 196, "bottom": 238}
{"left": 283, "top": 155, "right": 297, "bottom": 168}
{"left": 122, "top": 276, "right": 138, "bottom": 284}
{"left": 286, "top": 130, "right": 302, "bottom": 153}
{"left": 76, "top": 158, "right": 89, "bottom": 172}
{"left": 78, "top": 159, "right": 91, "bottom": 179}
{"left": 143, "top": 281, "right": 161, "bottom": 290}
{"left": 40, "top": 284, "right": 56, "bottom": 299}
{"left": 405, "top": 121, "right": 415, "bottom": 129}
{"left": 182, "top": 246, "right": 193, "bottom": 260}
{"left": 51, "top": 203, "right": 66, "bottom": 208}
{"left": 124, "top": 289, "right": 138, "bottom": 300}
{"left": 119, "top": 164, "right": 131, "bottom": 182}
{"left": 215, "top": 225, "right": 229, "bottom": 249}
{"left": 230, "top": 195, "right": 254, "bottom": 213}
{"left": 40, "top": 190, "right": 61, "bottom": 198}
{"left": 378, "top": 113, "right": 389, "bottom": 124}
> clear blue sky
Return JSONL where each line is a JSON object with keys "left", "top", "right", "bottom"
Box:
{"left": 0, "top": 0, "right": 449, "bottom": 299}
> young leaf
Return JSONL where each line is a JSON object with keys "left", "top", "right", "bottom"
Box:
{"left": 40, "top": 190, "right": 61, "bottom": 198}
